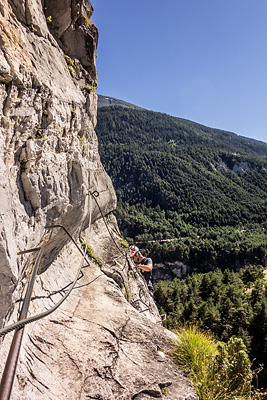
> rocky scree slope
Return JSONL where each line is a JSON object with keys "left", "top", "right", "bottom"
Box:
{"left": 0, "top": 1, "right": 198, "bottom": 399}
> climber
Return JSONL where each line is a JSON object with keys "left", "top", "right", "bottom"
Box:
{"left": 129, "top": 245, "right": 154, "bottom": 295}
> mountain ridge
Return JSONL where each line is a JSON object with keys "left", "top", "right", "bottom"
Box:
{"left": 97, "top": 94, "right": 144, "bottom": 110}
{"left": 96, "top": 103, "right": 267, "bottom": 272}
{"left": 97, "top": 95, "right": 267, "bottom": 149}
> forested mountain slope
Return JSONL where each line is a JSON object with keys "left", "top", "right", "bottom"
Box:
{"left": 96, "top": 103, "right": 267, "bottom": 271}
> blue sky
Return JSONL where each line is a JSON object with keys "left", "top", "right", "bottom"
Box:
{"left": 92, "top": 0, "right": 267, "bottom": 144}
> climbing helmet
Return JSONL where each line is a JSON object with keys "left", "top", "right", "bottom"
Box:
{"left": 129, "top": 245, "right": 139, "bottom": 257}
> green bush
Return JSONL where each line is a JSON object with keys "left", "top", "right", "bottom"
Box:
{"left": 213, "top": 338, "right": 252, "bottom": 398}
{"left": 172, "top": 325, "right": 252, "bottom": 399}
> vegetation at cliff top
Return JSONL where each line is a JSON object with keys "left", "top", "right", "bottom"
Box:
{"left": 96, "top": 105, "right": 267, "bottom": 271}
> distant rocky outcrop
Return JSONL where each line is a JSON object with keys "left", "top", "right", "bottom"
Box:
{"left": 0, "top": 1, "right": 198, "bottom": 399}
{"left": 215, "top": 161, "right": 260, "bottom": 175}
{"left": 153, "top": 262, "right": 190, "bottom": 283}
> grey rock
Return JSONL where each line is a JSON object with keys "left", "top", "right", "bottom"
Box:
{"left": 216, "top": 164, "right": 227, "bottom": 172}
{"left": 153, "top": 262, "right": 190, "bottom": 283}
{"left": 0, "top": 1, "right": 198, "bottom": 399}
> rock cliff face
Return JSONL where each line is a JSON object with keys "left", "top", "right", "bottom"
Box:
{"left": 0, "top": 1, "right": 198, "bottom": 399}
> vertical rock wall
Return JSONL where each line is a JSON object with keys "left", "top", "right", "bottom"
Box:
{"left": 0, "top": 0, "right": 116, "bottom": 326}
{"left": 0, "top": 1, "right": 198, "bottom": 399}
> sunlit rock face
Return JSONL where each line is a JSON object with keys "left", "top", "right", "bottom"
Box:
{"left": 0, "top": 0, "right": 114, "bottom": 326}
{"left": 0, "top": 1, "right": 198, "bottom": 399}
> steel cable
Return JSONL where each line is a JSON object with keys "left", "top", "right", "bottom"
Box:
{"left": 90, "top": 190, "right": 127, "bottom": 257}
{"left": 0, "top": 228, "right": 89, "bottom": 338}
{"left": 0, "top": 190, "right": 155, "bottom": 338}
{"left": 0, "top": 189, "right": 94, "bottom": 338}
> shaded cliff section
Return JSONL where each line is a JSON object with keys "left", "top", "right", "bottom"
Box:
{"left": 0, "top": 1, "right": 198, "bottom": 399}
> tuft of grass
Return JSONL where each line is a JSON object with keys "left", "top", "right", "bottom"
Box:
{"left": 121, "top": 239, "right": 129, "bottom": 248}
{"left": 161, "top": 387, "right": 168, "bottom": 395}
{"left": 81, "top": 242, "right": 103, "bottom": 267}
{"left": 172, "top": 324, "right": 216, "bottom": 379}
{"left": 68, "top": 65, "right": 76, "bottom": 78}
{"left": 35, "top": 128, "right": 48, "bottom": 140}
{"left": 172, "top": 324, "right": 253, "bottom": 400}
{"left": 65, "top": 55, "right": 74, "bottom": 66}
{"left": 84, "top": 84, "right": 96, "bottom": 93}
{"left": 84, "top": 14, "right": 95, "bottom": 27}
{"left": 120, "top": 282, "right": 130, "bottom": 301}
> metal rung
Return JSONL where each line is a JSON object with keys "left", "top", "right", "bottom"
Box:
{"left": 139, "top": 308, "right": 150, "bottom": 313}
{"left": 17, "top": 247, "right": 41, "bottom": 255}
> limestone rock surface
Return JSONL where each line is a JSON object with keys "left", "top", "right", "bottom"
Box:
{"left": 0, "top": 1, "right": 198, "bottom": 399}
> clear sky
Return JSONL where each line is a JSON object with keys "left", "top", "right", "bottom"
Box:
{"left": 92, "top": 0, "right": 267, "bottom": 144}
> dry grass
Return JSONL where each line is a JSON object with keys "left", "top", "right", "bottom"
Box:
{"left": 172, "top": 324, "right": 255, "bottom": 400}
